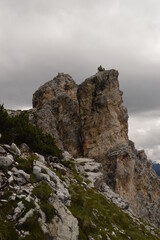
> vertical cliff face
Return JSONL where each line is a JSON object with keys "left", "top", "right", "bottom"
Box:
{"left": 77, "top": 70, "right": 128, "bottom": 159}
{"left": 31, "top": 73, "right": 81, "bottom": 156}
{"left": 31, "top": 69, "right": 160, "bottom": 227}
{"left": 105, "top": 141, "right": 160, "bottom": 226}
{"left": 32, "top": 70, "right": 128, "bottom": 158}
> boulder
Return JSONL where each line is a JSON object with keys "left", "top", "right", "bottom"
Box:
{"left": 0, "top": 146, "right": 6, "bottom": 154}
{"left": 13, "top": 169, "right": 30, "bottom": 185}
{"left": 48, "top": 200, "right": 79, "bottom": 240}
{"left": 33, "top": 160, "right": 70, "bottom": 204}
{"left": 20, "top": 143, "right": 30, "bottom": 153}
{"left": 0, "top": 155, "right": 14, "bottom": 168}
{"left": 62, "top": 151, "right": 72, "bottom": 161}
{"left": 11, "top": 143, "right": 21, "bottom": 155}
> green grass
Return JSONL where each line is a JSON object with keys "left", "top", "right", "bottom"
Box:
{"left": 32, "top": 182, "right": 53, "bottom": 201}
{"left": 61, "top": 159, "right": 83, "bottom": 183}
{"left": 0, "top": 196, "right": 19, "bottom": 240}
{"left": 40, "top": 202, "right": 56, "bottom": 223}
{"left": 15, "top": 155, "right": 37, "bottom": 174}
{"left": 50, "top": 167, "right": 65, "bottom": 181}
{"left": 19, "top": 213, "right": 46, "bottom": 240}
{"left": 30, "top": 173, "right": 38, "bottom": 183}
{"left": 0, "top": 216, "right": 19, "bottom": 240}
{"left": 32, "top": 182, "right": 55, "bottom": 223}
{"left": 0, "top": 104, "right": 62, "bottom": 157}
{"left": 69, "top": 184, "right": 160, "bottom": 240}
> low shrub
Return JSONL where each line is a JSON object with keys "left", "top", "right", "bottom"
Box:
{"left": 15, "top": 155, "right": 37, "bottom": 174}
{"left": 40, "top": 202, "right": 56, "bottom": 223}
{"left": 32, "top": 182, "right": 53, "bottom": 201}
{"left": 32, "top": 182, "right": 55, "bottom": 223}
{"left": 0, "top": 105, "right": 62, "bottom": 157}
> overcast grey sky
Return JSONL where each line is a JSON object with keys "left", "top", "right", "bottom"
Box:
{"left": 1, "top": 0, "right": 160, "bottom": 161}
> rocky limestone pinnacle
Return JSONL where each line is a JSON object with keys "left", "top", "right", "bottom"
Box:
{"left": 31, "top": 69, "right": 160, "bottom": 227}
{"left": 77, "top": 69, "right": 128, "bottom": 158}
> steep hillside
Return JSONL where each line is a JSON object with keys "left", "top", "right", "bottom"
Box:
{"left": 0, "top": 110, "right": 160, "bottom": 239}
{"left": 31, "top": 69, "right": 160, "bottom": 227}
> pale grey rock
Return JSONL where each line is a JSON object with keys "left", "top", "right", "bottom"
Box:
{"left": 0, "top": 155, "right": 14, "bottom": 168}
{"left": 13, "top": 201, "right": 24, "bottom": 220}
{"left": 11, "top": 167, "right": 18, "bottom": 172}
{"left": 20, "top": 143, "right": 30, "bottom": 153}
{"left": 88, "top": 236, "right": 94, "bottom": 240}
{"left": 75, "top": 158, "right": 103, "bottom": 188}
{"left": 0, "top": 146, "right": 6, "bottom": 154}
{"left": 106, "top": 235, "right": 111, "bottom": 240}
{"left": 62, "top": 151, "right": 72, "bottom": 161}
{"left": 51, "top": 163, "right": 67, "bottom": 173}
{"left": 48, "top": 200, "right": 79, "bottom": 240}
{"left": 33, "top": 160, "right": 70, "bottom": 204}
{"left": 13, "top": 169, "right": 30, "bottom": 185}
{"left": 17, "top": 170, "right": 30, "bottom": 181}
{"left": 8, "top": 175, "right": 14, "bottom": 184}
{"left": 11, "top": 143, "right": 21, "bottom": 155}
{"left": 35, "top": 153, "right": 46, "bottom": 164}
{"left": 10, "top": 195, "right": 16, "bottom": 201}
{"left": 18, "top": 209, "right": 35, "bottom": 226}
{"left": 3, "top": 144, "right": 18, "bottom": 155}
{"left": 101, "top": 183, "right": 131, "bottom": 212}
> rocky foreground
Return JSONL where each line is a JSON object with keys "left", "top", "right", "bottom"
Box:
{"left": 1, "top": 139, "right": 160, "bottom": 240}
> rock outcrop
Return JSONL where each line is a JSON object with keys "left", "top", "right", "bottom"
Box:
{"left": 32, "top": 70, "right": 128, "bottom": 159}
{"left": 31, "top": 73, "right": 81, "bottom": 156}
{"left": 77, "top": 69, "right": 128, "bottom": 159}
{"left": 31, "top": 69, "right": 160, "bottom": 228}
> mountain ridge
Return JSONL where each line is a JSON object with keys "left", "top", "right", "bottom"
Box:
{"left": 1, "top": 69, "right": 160, "bottom": 239}
{"left": 29, "top": 69, "right": 160, "bottom": 228}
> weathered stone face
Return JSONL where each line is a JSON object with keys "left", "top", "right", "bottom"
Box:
{"left": 77, "top": 69, "right": 128, "bottom": 158}
{"left": 32, "top": 70, "right": 128, "bottom": 158}
{"left": 105, "top": 141, "right": 160, "bottom": 227}
{"left": 31, "top": 73, "right": 81, "bottom": 156}
{"left": 31, "top": 69, "right": 160, "bottom": 227}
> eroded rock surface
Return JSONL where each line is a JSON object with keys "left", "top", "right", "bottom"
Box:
{"left": 31, "top": 73, "right": 81, "bottom": 156}
{"left": 31, "top": 69, "right": 160, "bottom": 227}
{"left": 77, "top": 70, "right": 128, "bottom": 159}
{"left": 105, "top": 141, "right": 160, "bottom": 227}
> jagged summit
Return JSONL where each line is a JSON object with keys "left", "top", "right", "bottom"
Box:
{"left": 30, "top": 69, "right": 160, "bottom": 228}
{"left": 32, "top": 69, "right": 128, "bottom": 158}
{"left": 1, "top": 69, "right": 160, "bottom": 239}
{"left": 33, "top": 73, "right": 78, "bottom": 109}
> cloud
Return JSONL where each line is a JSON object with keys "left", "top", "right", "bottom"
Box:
{"left": 129, "top": 111, "right": 160, "bottom": 161}
{"left": 0, "top": 1, "right": 159, "bottom": 110}
{"left": 1, "top": 1, "right": 160, "bottom": 161}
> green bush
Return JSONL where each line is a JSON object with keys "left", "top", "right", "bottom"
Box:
{"left": 0, "top": 105, "right": 62, "bottom": 157}
{"left": 19, "top": 213, "right": 45, "bottom": 240}
{"left": 32, "top": 182, "right": 55, "bottom": 223}
{"left": 32, "top": 182, "right": 53, "bottom": 201}
{"left": 0, "top": 216, "right": 19, "bottom": 240}
{"left": 15, "top": 155, "right": 37, "bottom": 174}
{"left": 40, "top": 202, "right": 55, "bottom": 223}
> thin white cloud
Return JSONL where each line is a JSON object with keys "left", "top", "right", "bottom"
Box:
{"left": 1, "top": 0, "right": 160, "bottom": 160}
{"left": 129, "top": 111, "right": 160, "bottom": 161}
